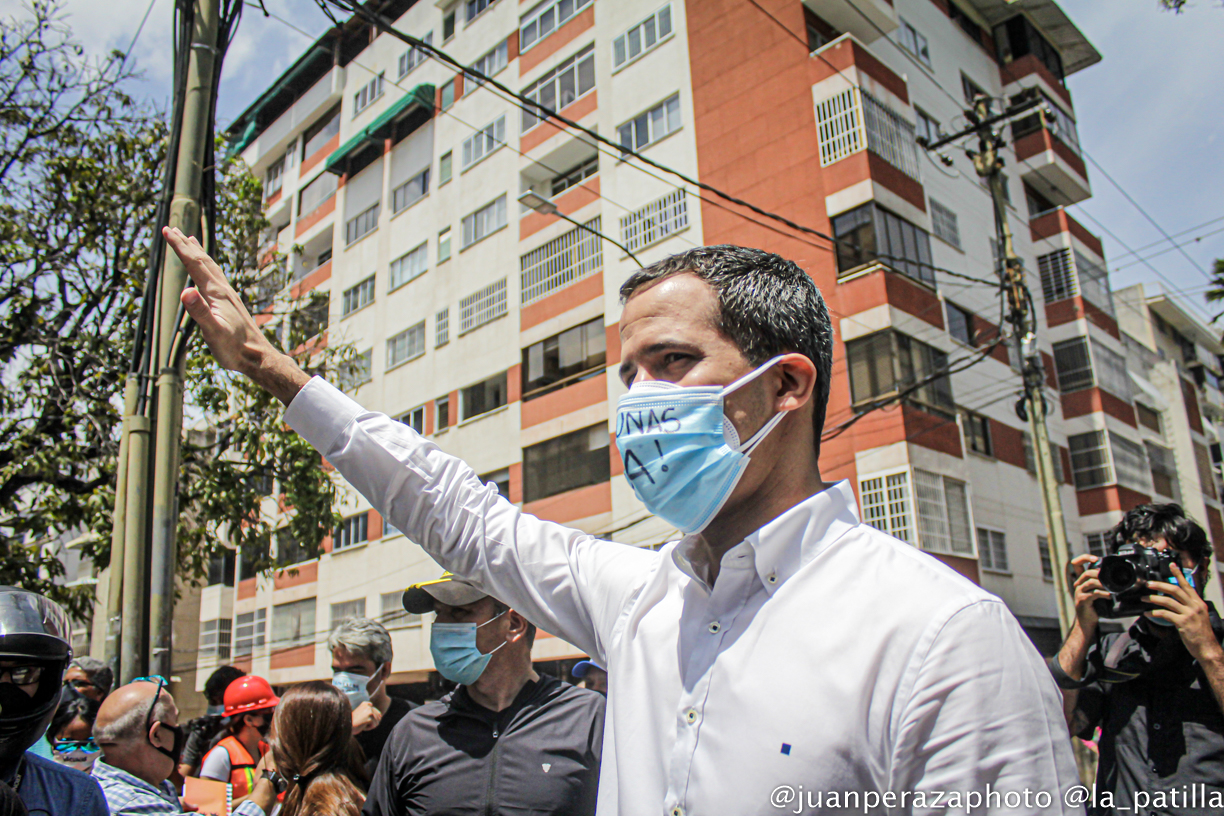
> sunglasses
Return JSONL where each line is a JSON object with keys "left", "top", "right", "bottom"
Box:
{"left": 133, "top": 675, "right": 169, "bottom": 734}
{"left": 0, "top": 665, "right": 42, "bottom": 685}
{"left": 53, "top": 738, "right": 101, "bottom": 754}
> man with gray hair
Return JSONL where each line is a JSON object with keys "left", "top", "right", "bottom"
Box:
{"left": 93, "top": 679, "right": 277, "bottom": 815}
{"left": 329, "top": 616, "right": 415, "bottom": 777}
{"left": 64, "top": 657, "right": 113, "bottom": 702}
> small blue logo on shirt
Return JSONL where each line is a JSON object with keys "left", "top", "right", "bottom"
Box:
{"left": 780, "top": 743, "right": 792, "bottom": 755}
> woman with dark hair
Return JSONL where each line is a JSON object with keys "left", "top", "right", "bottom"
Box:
{"left": 270, "top": 681, "right": 366, "bottom": 816}
{"left": 45, "top": 696, "right": 101, "bottom": 773}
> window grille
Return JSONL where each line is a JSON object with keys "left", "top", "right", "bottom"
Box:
{"left": 620, "top": 189, "right": 687, "bottom": 252}
{"left": 459, "top": 278, "right": 508, "bottom": 335}
{"left": 520, "top": 218, "right": 603, "bottom": 304}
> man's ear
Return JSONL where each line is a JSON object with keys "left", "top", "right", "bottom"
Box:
{"left": 505, "top": 609, "right": 530, "bottom": 643}
{"left": 773, "top": 353, "right": 816, "bottom": 413}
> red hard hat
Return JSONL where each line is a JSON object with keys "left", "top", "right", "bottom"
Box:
{"left": 222, "top": 675, "right": 280, "bottom": 718}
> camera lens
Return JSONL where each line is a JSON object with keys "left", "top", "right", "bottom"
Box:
{"left": 1099, "top": 559, "right": 1138, "bottom": 594}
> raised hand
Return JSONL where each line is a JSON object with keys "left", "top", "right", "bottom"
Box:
{"left": 163, "top": 226, "right": 311, "bottom": 405}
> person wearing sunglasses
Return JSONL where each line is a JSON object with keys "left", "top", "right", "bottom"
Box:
{"left": 0, "top": 586, "right": 108, "bottom": 816}
{"left": 93, "top": 678, "right": 277, "bottom": 815}
{"left": 45, "top": 697, "right": 101, "bottom": 773}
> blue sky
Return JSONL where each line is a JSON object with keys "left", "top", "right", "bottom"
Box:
{"left": 12, "top": 0, "right": 1224, "bottom": 322}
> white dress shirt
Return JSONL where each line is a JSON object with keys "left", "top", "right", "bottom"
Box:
{"left": 286, "top": 377, "right": 1081, "bottom": 815}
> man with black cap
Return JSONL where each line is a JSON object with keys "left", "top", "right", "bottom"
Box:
{"left": 363, "top": 573, "right": 604, "bottom": 816}
{"left": 0, "top": 586, "right": 108, "bottom": 815}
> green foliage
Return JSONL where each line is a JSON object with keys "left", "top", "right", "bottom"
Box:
{"left": 0, "top": 2, "right": 351, "bottom": 618}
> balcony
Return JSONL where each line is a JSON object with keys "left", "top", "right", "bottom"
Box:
{"left": 1013, "top": 120, "right": 1090, "bottom": 207}
{"left": 801, "top": 0, "right": 897, "bottom": 45}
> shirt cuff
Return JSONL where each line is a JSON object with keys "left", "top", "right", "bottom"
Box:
{"left": 233, "top": 801, "right": 267, "bottom": 816}
{"left": 283, "top": 376, "right": 364, "bottom": 455}
{"left": 1046, "top": 655, "right": 1091, "bottom": 690}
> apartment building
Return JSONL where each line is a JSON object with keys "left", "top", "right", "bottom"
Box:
{"left": 193, "top": 0, "right": 1221, "bottom": 691}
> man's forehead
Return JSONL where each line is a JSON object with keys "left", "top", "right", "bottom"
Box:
{"left": 618, "top": 273, "right": 719, "bottom": 336}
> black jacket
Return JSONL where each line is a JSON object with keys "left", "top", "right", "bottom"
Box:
{"left": 363, "top": 674, "right": 604, "bottom": 816}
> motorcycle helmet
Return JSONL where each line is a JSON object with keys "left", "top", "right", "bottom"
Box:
{"left": 0, "top": 587, "right": 72, "bottom": 761}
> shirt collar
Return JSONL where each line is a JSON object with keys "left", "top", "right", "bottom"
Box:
{"left": 94, "top": 759, "right": 177, "bottom": 800}
{"left": 672, "top": 480, "right": 861, "bottom": 593}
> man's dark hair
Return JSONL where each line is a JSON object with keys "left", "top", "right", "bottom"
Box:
{"left": 1110, "top": 503, "right": 1213, "bottom": 588}
{"left": 204, "top": 665, "right": 246, "bottom": 706}
{"left": 46, "top": 696, "right": 99, "bottom": 745}
{"left": 619, "top": 246, "right": 834, "bottom": 455}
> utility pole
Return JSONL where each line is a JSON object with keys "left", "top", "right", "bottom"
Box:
{"left": 147, "top": 0, "right": 221, "bottom": 681}
{"left": 919, "top": 91, "right": 1075, "bottom": 637}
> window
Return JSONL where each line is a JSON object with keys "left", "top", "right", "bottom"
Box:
{"left": 523, "top": 424, "right": 610, "bottom": 502}
{"left": 436, "top": 308, "right": 450, "bottom": 346}
{"left": 298, "top": 172, "right": 338, "bottom": 218}
{"left": 915, "top": 108, "right": 941, "bottom": 145}
{"left": 239, "top": 540, "right": 268, "bottom": 582}
{"left": 436, "top": 395, "right": 450, "bottom": 430}
{"left": 1196, "top": 442, "right": 1218, "bottom": 500}
{"left": 814, "top": 89, "right": 863, "bottom": 165}
{"left": 337, "top": 349, "right": 372, "bottom": 391}
{"left": 466, "top": 0, "right": 496, "bottom": 22}
{"left": 265, "top": 155, "right": 285, "bottom": 198}
{"left": 207, "top": 550, "right": 236, "bottom": 587}
{"left": 346, "top": 202, "right": 380, "bottom": 245}
{"left": 963, "top": 411, "right": 992, "bottom": 456}
{"left": 520, "top": 217, "right": 603, "bottom": 304}
{"left": 1051, "top": 337, "right": 1129, "bottom": 398}
{"left": 1108, "top": 432, "right": 1150, "bottom": 492}
{"left": 1085, "top": 532, "right": 1109, "bottom": 558}
{"left": 1136, "top": 403, "right": 1162, "bottom": 434}
{"left": 977, "top": 528, "right": 1008, "bottom": 572}
{"left": 860, "top": 471, "right": 913, "bottom": 543}
{"left": 1021, "top": 432, "right": 1065, "bottom": 482}
{"left": 832, "top": 203, "right": 934, "bottom": 285}
{"left": 438, "top": 227, "right": 452, "bottom": 262}
{"left": 439, "top": 151, "right": 453, "bottom": 185}
{"left": 462, "top": 115, "right": 506, "bottom": 169}
{"left": 480, "top": 468, "right": 511, "bottom": 499}
{"left": 994, "top": 14, "right": 1064, "bottom": 82}
{"left": 1069, "top": 431, "right": 1112, "bottom": 489}
{"left": 895, "top": 18, "right": 931, "bottom": 66}
{"left": 1038, "top": 248, "right": 1077, "bottom": 303}
{"left": 272, "top": 598, "right": 316, "bottom": 649}
{"left": 620, "top": 189, "right": 687, "bottom": 252}
{"left": 1011, "top": 91, "right": 1079, "bottom": 154}
{"left": 804, "top": 7, "right": 840, "bottom": 52}
{"left": 846, "top": 330, "right": 954, "bottom": 416}
{"left": 389, "top": 243, "right": 428, "bottom": 291}
{"left": 612, "top": 3, "right": 672, "bottom": 68}
{"left": 860, "top": 91, "right": 920, "bottom": 179}
{"left": 961, "top": 73, "right": 987, "bottom": 106}
{"left": 946, "top": 302, "right": 975, "bottom": 346}
{"left": 342, "top": 276, "right": 376, "bottom": 316}
{"left": 1074, "top": 251, "right": 1112, "bottom": 316}
{"left": 461, "top": 372, "right": 508, "bottom": 420}
{"left": 929, "top": 199, "right": 960, "bottom": 248}
{"left": 334, "top": 512, "right": 369, "bottom": 551}
{"left": 522, "top": 45, "right": 596, "bottom": 131}
{"left": 354, "top": 73, "right": 385, "bottom": 115}
{"left": 468, "top": 40, "right": 508, "bottom": 83}
{"left": 551, "top": 156, "right": 598, "bottom": 196}
{"left": 950, "top": 2, "right": 983, "bottom": 43}
{"left": 233, "top": 609, "right": 266, "bottom": 657}
{"left": 913, "top": 469, "right": 974, "bottom": 555}
{"left": 440, "top": 79, "right": 455, "bottom": 111}
{"left": 617, "top": 94, "right": 681, "bottom": 152}
{"left": 458, "top": 277, "right": 508, "bottom": 333}
{"left": 381, "top": 591, "right": 422, "bottom": 629}
{"left": 443, "top": 9, "right": 456, "bottom": 41}
{"left": 330, "top": 599, "right": 366, "bottom": 626}
{"left": 199, "top": 619, "right": 232, "bottom": 661}
{"left": 387, "top": 320, "right": 427, "bottom": 368}
{"left": 1025, "top": 184, "right": 1057, "bottom": 218}
{"left": 399, "top": 31, "right": 433, "bottom": 77}
{"left": 303, "top": 105, "right": 341, "bottom": 160}
{"left": 1147, "top": 442, "right": 1178, "bottom": 500}
{"left": 521, "top": 0, "right": 594, "bottom": 52}
{"left": 461, "top": 195, "right": 507, "bottom": 248}
{"left": 277, "top": 528, "right": 313, "bottom": 566}
{"left": 522, "top": 316, "right": 606, "bottom": 400}
{"left": 1038, "top": 536, "right": 1053, "bottom": 581}
{"left": 392, "top": 168, "right": 429, "bottom": 213}
{"left": 399, "top": 405, "right": 425, "bottom": 433}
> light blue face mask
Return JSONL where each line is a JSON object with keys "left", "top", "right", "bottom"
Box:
{"left": 332, "top": 663, "right": 383, "bottom": 710}
{"left": 430, "top": 611, "right": 507, "bottom": 686}
{"left": 615, "top": 356, "right": 788, "bottom": 534}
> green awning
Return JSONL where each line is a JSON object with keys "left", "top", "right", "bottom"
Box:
{"left": 323, "top": 84, "right": 435, "bottom": 176}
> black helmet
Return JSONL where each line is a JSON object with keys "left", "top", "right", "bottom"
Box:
{"left": 0, "top": 587, "right": 72, "bottom": 759}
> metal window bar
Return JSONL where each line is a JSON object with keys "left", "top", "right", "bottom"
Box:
{"left": 436, "top": 308, "right": 450, "bottom": 347}
{"left": 459, "top": 278, "right": 508, "bottom": 335}
{"left": 815, "top": 88, "right": 864, "bottom": 166}
{"left": 861, "top": 90, "right": 920, "bottom": 180}
{"left": 520, "top": 218, "right": 603, "bottom": 305}
{"left": 1074, "top": 250, "right": 1114, "bottom": 317}
{"left": 860, "top": 472, "right": 913, "bottom": 543}
{"left": 620, "top": 190, "right": 688, "bottom": 252}
{"left": 1038, "top": 248, "right": 1078, "bottom": 303}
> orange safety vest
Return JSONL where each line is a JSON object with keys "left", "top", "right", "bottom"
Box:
{"left": 217, "top": 735, "right": 268, "bottom": 800}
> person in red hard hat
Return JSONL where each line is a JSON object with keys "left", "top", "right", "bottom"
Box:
{"left": 198, "top": 675, "right": 280, "bottom": 801}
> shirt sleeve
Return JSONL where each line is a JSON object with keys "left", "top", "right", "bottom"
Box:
{"left": 889, "top": 599, "right": 1082, "bottom": 814}
{"left": 233, "top": 802, "right": 269, "bottom": 816}
{"left": 285, "top": 376, "right": 659, "bottom": 662}
{"left": 198, "top": 745, "right": 231, "bottom": 782}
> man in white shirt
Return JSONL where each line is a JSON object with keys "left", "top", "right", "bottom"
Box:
{"left": 164, "top": 228, "right": 1081, "bottom": 815}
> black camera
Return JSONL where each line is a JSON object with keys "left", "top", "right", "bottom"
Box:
{"left": 1091, "top": 542, "right": 1178, "bottom": 619}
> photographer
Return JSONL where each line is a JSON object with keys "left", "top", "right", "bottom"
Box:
{"left": 176, "top": 664, "right": 244, "bottom": 778}
{"left": 1050, "top": 503, "right": 1224, "bottom": 813}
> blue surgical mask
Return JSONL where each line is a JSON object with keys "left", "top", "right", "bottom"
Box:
{"left": 205, "top": 704, "right": 224, "bottom": 717}
{"left": 332, "top": 663, "right": 382, "bottom": 710}
{"left": 430, "top": 611, "right": 507, "bottom": 686}
{"left": 615, "top": 356, "right": 788, "bottom": 534}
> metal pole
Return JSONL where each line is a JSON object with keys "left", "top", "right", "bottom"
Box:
{"left": 553, "top": 210, "right": 644, "bottom": 268}
{"left": 148, "top": 0, "right": 220, "bottom": 680}
{"left": 102, "top": 377, "right": 138, "bottom": 675}
{"left": 119, "top": 413, "right": 151, "bottom": 683}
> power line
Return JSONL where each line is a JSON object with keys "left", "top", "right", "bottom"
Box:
{"left": 1105, "top": 213, "right": 1224, "bottom": 264}
{"left": 117, "top": 0, "right": 160, "bottom": 74}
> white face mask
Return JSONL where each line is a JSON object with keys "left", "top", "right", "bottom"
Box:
{"left": 332, "top": 663, "right": 382, "bottom": 710}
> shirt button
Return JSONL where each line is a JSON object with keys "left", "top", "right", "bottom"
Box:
{"left": 1153, "top": 722, "right": 1161, "bottom": 730}
{"left": 766, "top": 573, "right": 778, "bottom": 584}
{"left": 708, "top": 622, "right": 721, "bottom": 634}
{"left": 684, "top": 708, "right": 699, "bottom": 724}
{"left": 670, "top": 808, "right": 684, "bottom": 816}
